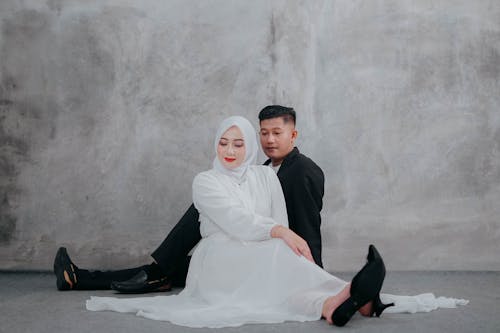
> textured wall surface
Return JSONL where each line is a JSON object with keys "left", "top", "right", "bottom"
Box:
{"left": 1, "top": 0, "right": 499, "bottom": 271}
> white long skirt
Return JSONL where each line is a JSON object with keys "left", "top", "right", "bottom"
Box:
{"left": 86, "top": 235, "right": 467, "bottom": 328}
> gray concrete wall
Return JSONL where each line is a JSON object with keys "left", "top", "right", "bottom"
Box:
{"left": 0, "top": 0, "right": 498, "bottom": 271}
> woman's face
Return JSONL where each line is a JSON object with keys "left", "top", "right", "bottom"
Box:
{"left": 217, "top": 126, "right": 246, "bottom": 169}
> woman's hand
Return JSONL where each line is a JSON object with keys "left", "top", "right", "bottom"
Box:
{"left": 271, "top": 225, "right": 314, "bottom": 263}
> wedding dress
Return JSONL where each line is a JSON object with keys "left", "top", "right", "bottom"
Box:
{"left": 86, "top": 166, "right": 467, "bottom": 328}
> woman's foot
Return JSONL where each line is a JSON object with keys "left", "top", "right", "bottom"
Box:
{"left": 331, "top": 245, "right": 388, "bottom": 326}
{"left": 358, "top": 301, "right": 373, "bottom": 317}
{"left": 322, "top": 284, "right": 351, "bottom": 325}
{"left": 53, "top": 247, "right": 78, "bottom": 290}
{"left": 326, "top": 295, "right": 376, "bottom": 319}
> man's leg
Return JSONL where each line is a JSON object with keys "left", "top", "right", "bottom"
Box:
{"left": 53, "top": 247, "right": 149, "bottom": 290}
{"left": 151, "top": 204, "right": 201, "bottom": 280}
{"left": 110, "top": 204, "right": 201, "bottom": 292}
{"left": 168, "top": 256, "right": 191, "bottom": 287}
{"left": 72, "top": 266, "right": 150, "bottom": 290}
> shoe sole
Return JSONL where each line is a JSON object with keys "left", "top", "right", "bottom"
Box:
{"left": 110, "top": 281, "right": 172, "bottom": 294}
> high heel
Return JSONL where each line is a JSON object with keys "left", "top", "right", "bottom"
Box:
{"left": 367, "top": 245, "right": 394, "bottom": 317}
{"left": 370, "top": 293, "right": 394, "bottom": 317}
{"left": 331, "top": 244, "right": 387, "bottom": 327}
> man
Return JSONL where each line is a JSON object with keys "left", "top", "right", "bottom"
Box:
{"left": 54, "top": 105, "right": 325, "bottom": 292}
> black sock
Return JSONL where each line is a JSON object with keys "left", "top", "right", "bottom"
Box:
{"left": 146, "top": 262, "right": 167, "bottom": 280}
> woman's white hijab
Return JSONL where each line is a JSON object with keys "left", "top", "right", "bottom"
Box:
{"left": 212, "top": 116, "right": 258, "bottom": 182}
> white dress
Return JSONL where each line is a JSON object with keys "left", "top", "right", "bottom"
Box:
{"left": 86, "top": 166, "right": 467, "bottom": 328}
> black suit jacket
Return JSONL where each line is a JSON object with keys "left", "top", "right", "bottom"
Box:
{"left": 264, "top": 147, "right": 325, "bottom": 267}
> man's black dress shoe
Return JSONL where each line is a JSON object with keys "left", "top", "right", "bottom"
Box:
{"left": 110, "top": 270, "right": 172, "bottom": 294}
{"left": 53, "top": 247, "right": 78, "bottom": 290}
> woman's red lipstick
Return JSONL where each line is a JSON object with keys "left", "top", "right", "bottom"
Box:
{"left": 224, "top": 157, "right": 236, "bottom": 162}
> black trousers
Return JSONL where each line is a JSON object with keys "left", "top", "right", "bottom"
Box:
{"left": 75, "top": 204, "right": 201, "bottom": 290}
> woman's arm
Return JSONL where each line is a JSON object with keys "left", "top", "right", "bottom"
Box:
{"left": 270, "top": 225, "right": 314, "bottom": 262}
{"left": 192, "top": 172, "right": 277, "bottom": 241}
{"left": 266, "top": 167, "right": 314, "bottom": 262}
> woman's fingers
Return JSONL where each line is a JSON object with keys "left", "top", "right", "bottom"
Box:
{"left": 298, "top": 245, "right": 314, "bottom": 262}
{"left": 279, "top": 228, "right": 315, "bottom": 263}
{"left": 292, "top": 240, "right": 313, "bottom": 262}
{"left": 285, "top": 237, "right": 302, "bottom": 257}
{"left": 286, "top": 238, "right": 300, "bottom": 255}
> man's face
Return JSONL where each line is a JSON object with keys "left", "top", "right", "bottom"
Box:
{"left": 259, "top": 117, "right": 297, "bottom": 166}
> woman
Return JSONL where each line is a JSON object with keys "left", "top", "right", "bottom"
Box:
{"left": 86, "top": 116, "right": 467, "bottom": 328}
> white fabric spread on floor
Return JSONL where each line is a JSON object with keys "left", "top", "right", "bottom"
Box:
{"left": 86, "top": 238, "right": 468, "bottom": 328}
{"left": 86, "top": 166, "right": 468, "bottom": 328}
{"left": 381, "top": 293, "right": 469, "bottom": 314}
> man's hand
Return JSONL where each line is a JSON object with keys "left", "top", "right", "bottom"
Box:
{"left": 271, "top": 225, "right": 314, "bottom": 263}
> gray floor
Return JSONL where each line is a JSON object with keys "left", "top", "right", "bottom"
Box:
{"left": 1, "top": 271, "right": 498, "bottom": 333}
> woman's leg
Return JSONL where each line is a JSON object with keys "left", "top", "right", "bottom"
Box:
{"left": 358, "top": 301, "right": 373, "bottom": 316}
{"left": 321, "top": 283, "right": 351, "bottom": 325}
{"left": 321, "top": 284, "right": 375, "bottom": 324}
{"left": 324, "top": 245, "right": 392, "bottom": 325}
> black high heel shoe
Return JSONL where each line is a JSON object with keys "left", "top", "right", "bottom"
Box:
{"left": 366, "top": 245, "right": 395, "bottom": 317}
{"left": 331, "top": 244, "right": 392, "bottom": 327}
{"left": 366, "top": 245, "right": 394, "bottom": 317}
{"left": 370, "top": 293, "right": 394, "bottom": 317}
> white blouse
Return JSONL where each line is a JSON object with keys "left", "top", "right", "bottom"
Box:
{"left": 192, "top": 165, "right": 288, "bottom": 241}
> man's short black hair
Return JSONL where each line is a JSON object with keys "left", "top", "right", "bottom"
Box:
{"left": 258, "top": 105, "right": 296, "bottom": 125}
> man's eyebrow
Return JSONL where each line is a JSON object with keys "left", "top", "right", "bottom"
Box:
{"left": 260, "top": 127, "right": 283, "bottom": 131}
